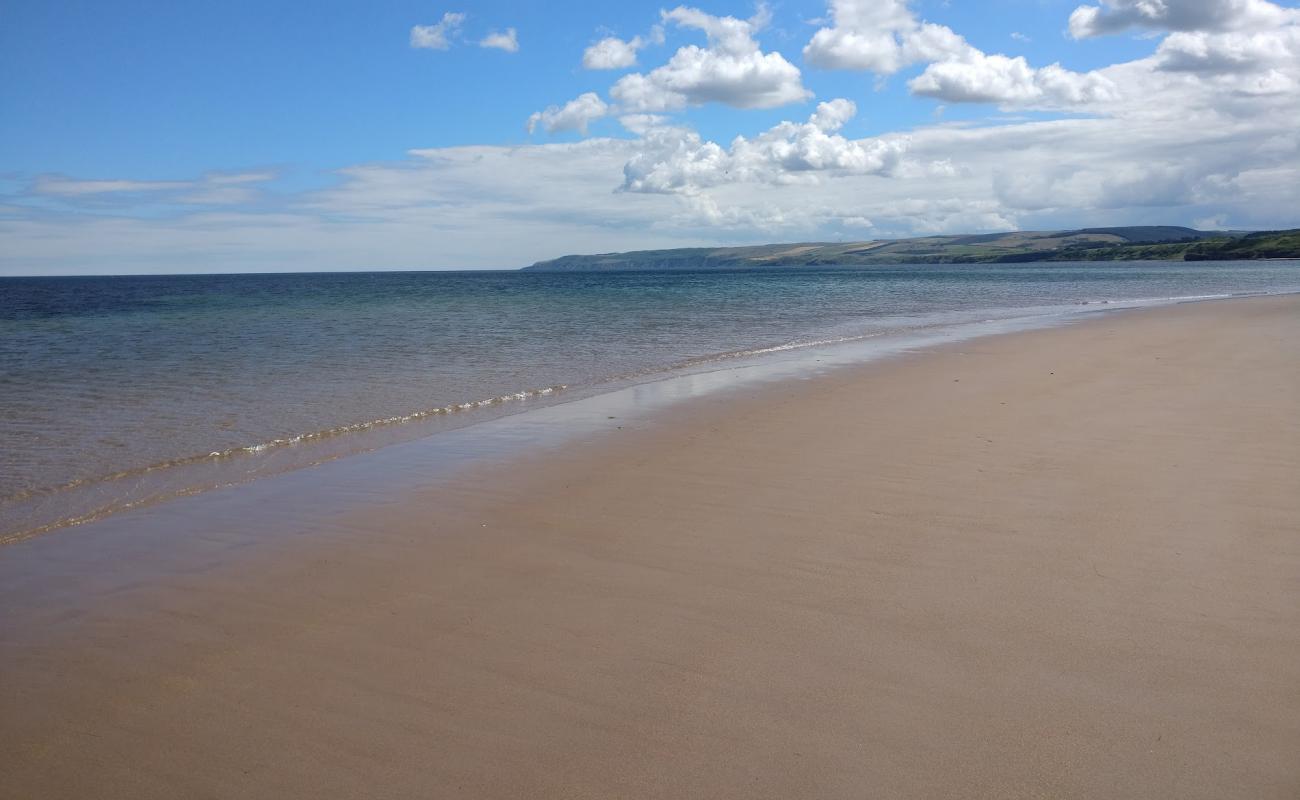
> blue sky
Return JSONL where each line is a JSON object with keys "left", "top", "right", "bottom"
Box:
{"left": 3, "top": 0, "right": 1152, "bottom": 175}
{"left": 2, "top": 0, "right": 1298, "bottom": 273}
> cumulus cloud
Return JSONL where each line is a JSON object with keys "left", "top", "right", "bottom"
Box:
{"left": 609, "top": 5, "right": 810, "bottom": 111}
{"left": 621, "top": 99, "right": 907, "bottom": 193}
{"left": 1075, "top": 2, "right": 1300, "bottom": 117}
{"left": 583, "top": 37, "right": 643, "bottom": 69}
{"left": 527, "top": 93, "right": 610, "bottom": 135}
{"left": 801, "top": 0, "right": 1115, "bottom": 110}
{"left": 582, "top": 27, "right": 664, "bottom": 69}
{"left": 1154, "top": 27, "right": 1300, "bottom": 75}
{"left": 410, "top": 12, "right": 466, "bottom": 50}
{"left": 1068, "top": 0, "right": 1297, "bottom": 38}
{"left": 479, "top": 28, "right": 519, "bottom": 52}
{"left": 910, "top": 52, "right": 1117, "bottom": 107}
{"left": 803, "top": 0, "right": 969, "bottom": 73}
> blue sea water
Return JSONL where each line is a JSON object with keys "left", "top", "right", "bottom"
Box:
{"left": 2, "top": 261, "right": 1299, "bottom": 541}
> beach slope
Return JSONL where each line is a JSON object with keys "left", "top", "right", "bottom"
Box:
{"left": 2, "top": 295, "right": 1298, "bottom": 799}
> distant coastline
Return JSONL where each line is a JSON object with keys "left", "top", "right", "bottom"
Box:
{"left": 526, "top": 226, "right": 1300, "bottom": 271}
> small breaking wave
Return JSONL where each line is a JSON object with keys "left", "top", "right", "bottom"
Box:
{"left": 0, "top": 384, "right": 569, "bottom": 511}
{"left": 207, "top": 384, "right": 568, "bottom": 458}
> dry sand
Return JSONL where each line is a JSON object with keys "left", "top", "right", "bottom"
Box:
{"left": 2, "top": 295, "right": 1298, "bottom": 799}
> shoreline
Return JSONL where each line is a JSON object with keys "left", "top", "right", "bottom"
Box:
{"left": 5, "top": 288, "right": 1296, "bottom": 547}
{"left": 3, "top": 294, "right": 1298, "bottom": 798}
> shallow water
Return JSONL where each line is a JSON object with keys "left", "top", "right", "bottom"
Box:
{"left": 3, "top": 261, "right": 1299, "bottom": 540}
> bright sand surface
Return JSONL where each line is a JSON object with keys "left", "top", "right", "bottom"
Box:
{"left": 2, "top": 295, "right": 1298, "bottom": 799}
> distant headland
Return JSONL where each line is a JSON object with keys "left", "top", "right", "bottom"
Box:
{"left": 525, "top": 226, "right": 1300, "bottom": 271}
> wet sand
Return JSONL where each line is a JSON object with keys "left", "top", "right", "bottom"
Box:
{"left": 2, "top": 295, "right": 1298, "bottom": 799}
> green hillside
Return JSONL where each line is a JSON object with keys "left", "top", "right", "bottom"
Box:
{"left": 525, "top": 227, "right": 1300, "bottom": 271}
{"left": 1184, "top": 229, "right": 1300, "bottom": 261}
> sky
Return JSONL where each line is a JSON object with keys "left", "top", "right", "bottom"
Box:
{"left": 2, "top": 0, "right": 1298, "bottom": 274}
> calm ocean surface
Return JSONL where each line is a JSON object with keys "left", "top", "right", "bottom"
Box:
{"left": 3, "top": 261, "right": 1299, "bottom": 541}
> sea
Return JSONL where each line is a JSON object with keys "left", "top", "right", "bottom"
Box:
{"left": 3, "top": 261, "right": 1299, "bottom": 542}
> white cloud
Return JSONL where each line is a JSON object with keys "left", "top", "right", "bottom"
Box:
{"left": 1011, "top": 32, "right": 1031, "bottom": 42}
{"left": 583, "top": 36, "right": 644, "bottom": 69}
{"left": 618, "top": 113, "right": 671, "bottom": 134}
{"left": 802, "top": 0, "right": 1114, "bottom": 110}
{"left": 410, "top": 12, "right": 466, "bottom": 50}
{"left": 479, "top": 28, "right": 519, "bottom": 52}
{"left": 610, "top": 5, "right": 811, "bottom": 111}
{"left": 178, "top": 188, "right": 258, "bottom": 206}
{"left": 178, "top": 172, "right": 278, "bottom": 205}
{"left": 527, "top": 92, "right": 610, "bottom": 135}
{"left": 1068, "top": 0, "right": 1297, "bottom": 38}
{"left": 620, "top": 99, "right": 907, "bottom": 194}
{"left": 1074, "top": 4, "right": 1300, "bottom": 121}
{"left": 609, "top": 73, "right": 687, "bottom": 112}
{"left": 803, "top": 0, "right": 969, "bottom": 73}
{"left": 1155, "top": 27, "right": 1300, "bottom": 74}
{"left": 910, "top": 53, "right": 1117, "bottom": 107}
{"left": 993, "top": 162, "right": 1200, "bottom": 211}
{"left": 31, "top": 172, "right": 276, "bottom": 204}
{"left": 6, "top": 105, "right": 1298, "bottom": 274}
{"left": 584, "top": 25, "right": 667, "bottom": 69}
{"left": 808, "top": 97, "right": 857, "bottom": 130}
{"left": 33, "top": 177, "right": 188, "bottom": 196}
{"left": 207, "top": 171, "right": 277, "bottom": 185}
{"left": 619, "top": 130, "right": 727, "bottom": 194}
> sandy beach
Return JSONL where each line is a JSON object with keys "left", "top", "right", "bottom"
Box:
{"left": 2, "top": 294, "right": 1297, "bottom": 799}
